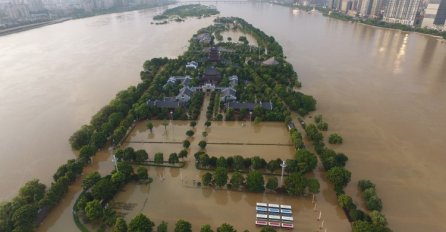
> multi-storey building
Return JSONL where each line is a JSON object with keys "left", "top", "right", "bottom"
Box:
{"left": 433, "top": 0, "right": 446, "bottom": 25}
{"left": 383, "top": 0, "right": 421, "bottom": 25}
{"left": 421, "top": 0, "right": 446, "bottom": 29}
{"left": 359, "top": 0, "right": 373, "bottom": 16}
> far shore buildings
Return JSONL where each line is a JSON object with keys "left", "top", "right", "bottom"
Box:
{"left": 422, "top": 0, "right": 446, "bottom": 29}
{"left": 383, "top": 0, "right": 421, "bottom": 25}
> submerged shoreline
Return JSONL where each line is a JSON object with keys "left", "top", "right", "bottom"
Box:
{"left": 0, "top": 2, "right": 175, "bottom": 37}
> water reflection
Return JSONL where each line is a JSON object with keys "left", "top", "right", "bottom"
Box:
{"left": 394, "top": 34, "right": 408, "bottom": 74}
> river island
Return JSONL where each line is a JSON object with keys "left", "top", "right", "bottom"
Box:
{"left": 0, "top": 8, "right": 392, "bottom": 232}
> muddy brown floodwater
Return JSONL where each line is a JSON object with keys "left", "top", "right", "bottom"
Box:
{"left": 111, "top": 94, "right": 349, "bottom": 232}
{"left": 0, "top": 2, "right": 444, "bottom": 232}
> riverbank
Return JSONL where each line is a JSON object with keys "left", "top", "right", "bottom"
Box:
{"left": 0, "top": 18, "right": 71, "bottom": 36}
{"left": 274, "top": 2, "right": 446, "bottom": 40}
{"left": 0, "top": 1, "right": 175, "bottom": 37}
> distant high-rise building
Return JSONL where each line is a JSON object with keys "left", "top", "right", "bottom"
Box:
{"left": 383, "top": 0, "right": 421, "bottom": 25}
{"left": 341, "top": 0, "right": 350, "bottom": 12}
{"left": 327, "top": 0, "right": 342, "bottom": 9}
{"left": 370, "top": 0, "right": 383, "bottom": 17}
{"left": 422, "top": 2, "right": 441, "bottom": 28}
{"left": 359, "top": 0, "right": 373, "bottom": 16}
{"left": 421, "top": 0, "right": 446, "bottom": 29}
{"left": 434, "top": 0, "right": 446, "bottom": 25}
{"left": 4, "top": 3, "right": 30, "bottom": 20}
{"left": 24, "top": 0, "right": 45, "bottom": 12}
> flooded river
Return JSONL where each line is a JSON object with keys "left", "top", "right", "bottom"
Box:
{"left": 1, "top": 2, "right": 445, "bottom": 232}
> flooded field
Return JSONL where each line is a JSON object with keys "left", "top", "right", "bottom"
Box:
{"left": 126, "top": 120, "right": 191, "bottom": 143}
{"left": 205, "top": 144, "right": 294, "bottom": 161}
{"left": 109, "top": 92, "right": 348, "bottom": 231}
{"left": 208, "top": 121, "right": 292, "bottom": 145}
{"left": 220, "top": 30, "right": 258, "bottom": 46}
{"left": 113, "top": 175, "right": 320, "bottom": 231}
{"left": 110, "top": 110, "right": 349, "bottom": 231}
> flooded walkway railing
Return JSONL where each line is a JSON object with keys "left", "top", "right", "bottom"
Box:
{"left": 127, "top": 141, "right": 183, "bottom": 144}
{"left": 207, "top": 142, "right": 293, "bottom": 146}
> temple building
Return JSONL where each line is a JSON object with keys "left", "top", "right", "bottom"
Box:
{"left": 208, "top": 46, "right": 220, "bottom": 62}
{"left": 202, "top": 66, "right": 222, "bottom": 84}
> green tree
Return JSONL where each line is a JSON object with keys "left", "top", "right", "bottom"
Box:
{"left": 135, "top": 150, "right": 149, "bottom": 162}
{"left": 117, "top": 161, "right": 134, "bottom": 178}
{"left": 284, "top": 173, "right": 306, "bottom": 196}
{"left": 306, "top": 178, "right": 320, "bottom": 194}
{"left": 265, "top": 176, "right": 278, "bottom": 190}
{"left": 154, "top": 153, "right": 164, "bottom": 164}
{"left": 157, "top": 221, "right": 168, "bottom": 232}
{"left": 326, "top": 167, "right": 351, "bottom": 192}
{"left": 205, "top": 121, "right": 211, "bottom": 127}
{"left": 85, "top": 200, "right": 103, "bottom": 221}
{"left": 103, "top": 207, "right": 117, "bottom": 226}
{"left": 246, "top": 171, "right": 264, "bottom": 192}
{"left": 113, "top": 217, "right": 128, "bottom": 232}
{"left": 190, "top": 121, "right": 197, "bottom": 128}
{"left": 366, "top": 195, "right": 383, "bottom": 212}
{"left": 216, "top": 156, "right": 227, "bottom": 168}
{"left": 147, "top": 122, "right": 154, "bottom": 133}
{"left": 168, "top": 153, "right": 179, "bottom": 164}
{"left": 337, "top": 194, "right": 354, "bottom": 209}
{"left": 137, "top": 167, "right": 148, "bottom": 180}
{"left": 82, "top": 172, "right": 101, "bottom": 190}
{"left": 251, "top": 156, "right": 263, "bottom": 170}
{"left": 91, "top": 131, "right": 107, "bottom": 149}
{"left": 230, "top": 172, "right": 245, "bottom": 189}
{"left": 267, "top": 160, "right": 280, "bottom": 173}
{"left": 178, "top": 149, "right": 188, "bottom": 160}
{"left": 358, "top": 179, "right": 375, "bottom": 191}
{"left": 186, "top": 130, "right": 195, "bottom": 137}
{"left": 92, "top": 178, "right": 117, "bottom": 201}
{"left": 295, "top": 149, "right": 317, "bottom": 173}
{"left": 162, "top": 120, "right": 169, "bottom": 132}
{"left": 317, "top": 122, "right": 328, "bottom": 131}
{"left": 217, "top": 223, "right": 236, "bottom": 232}
{"left": 18, "top": 179, "right": 46, "bottom": 204}
{"left": 260, "top": 227, "right": 276, "bottom": 232}
{"left": 328, "top": 133, "right": 343, "bottom": 144}
{"left": 314, "top": 114, "right": 323, "bottom": 123}
{"left": 233, "top": 155, "right": 244, "bottom": 171}
{"left": 128, "top": 214, "right": 154, "bottom": 232}
{"left": 123, "top": 147, "right": 136, "bottom": 161}
{"left": 200, "top": 224, "right": 214, "bottom": 232}
{"left": 198, "top": 140, "right": 207, "bottom": 149}
{"left": 12, "top": 204, "right": 37, "bottom": 231}
{"left": 352, "top": 221, "right": 374, "bottom": 232}
{"left": 79, "top": 144, "right": 97, "bottom": 160}
{"left": 174, "top": 219, "right": 192, "bottom": 232}
{"left": 198, "top": 153, "right": 210, "bottom": 167}
{"left": 214, "top": 167, "right": 228, "bottom": 188}
{"left": 111, "top": 171, "right": 126, "bottom": 186}
{"left": 183, "top": 140, "right": 191, "bottom": 148}
{"left": 202, "top": 131, "right": 208, "bottom": 137}
{"left": 69, "top": 125, "right": 93, "bottom": 149}
{"left": 370, "top": 211, "right": 387, "bottom": 227}
{"left": 202, "top": 172, "right": 213, "bottom": 186}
